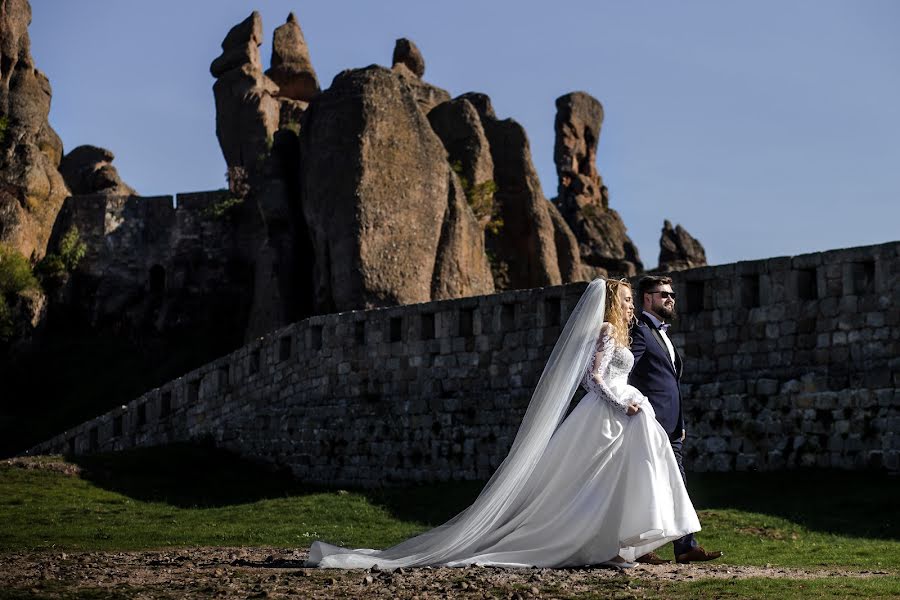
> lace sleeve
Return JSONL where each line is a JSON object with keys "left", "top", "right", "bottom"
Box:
{"left": 581, "top": 323, "right": 630, "bottom": 413}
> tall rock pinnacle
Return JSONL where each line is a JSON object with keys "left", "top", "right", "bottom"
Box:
{"left": 266, "top": 13, "right": 319, "bottom": 102}
{"left": 0, "top": 0, "right": 70, "bottom": 260}
{"left": 551, "top": 92, "right": 643, "bottom": 277}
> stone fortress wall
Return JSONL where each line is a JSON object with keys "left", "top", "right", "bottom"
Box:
{"left": 28, "top": 241, "right": 900, "bottom": 485}
{"left": 51, "top": 190, "right": 236, "bottom": 288}
{"left": 44, "top": 189, "right": 266, "bottom": 340}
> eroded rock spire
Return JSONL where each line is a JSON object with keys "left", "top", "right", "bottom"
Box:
{"left": 552, "top": 91, "right": 643, "bottom": 277}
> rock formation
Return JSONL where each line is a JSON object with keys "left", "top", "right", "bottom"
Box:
{"left": 0, "top": 0, "right": 70, "bottom": 260}
{"left": 551, "top": 92, "right": 642, "bottom": 277}
{"left": 427, "top": 98, "right": 494, "bottom": 230}
{"left": 58, "top": 145, "right": 135, "bottom": 196}
{"left": 547, "top": 204, "right": 585, "bottom": 284}
{"left": 431, "top": 172, "right": 495, "bottom": 301}
{"left": 391, "top": 40, "right": 450, "bottom": 115}
{"left": 657, "top": 220, "right": 707, "bottom": 271}
{"left": 456, "top": 93, "right": 585, "bottom": 290}
{"left": 392, "top": 63, "right": 450, "bottom": 115}
{"left": 299, "top": 66, "right": 493, "bottom": 312}
{"left": 210, "top": 12, "right": 321, "bottom": 341}
{"left": 265, "top": 13, "right": 319, "bottom": 103}
{"left": 392, "top": 38, "right": 425, "bottom": 78}
{"left": 210, "top": 12, "right": 281, "bottom": 178}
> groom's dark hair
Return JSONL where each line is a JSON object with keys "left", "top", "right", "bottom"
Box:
{"left": 638, "top": 275, "right": 673, "bottom": 298}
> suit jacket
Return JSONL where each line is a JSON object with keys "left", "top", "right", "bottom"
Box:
{"left": 628, "top": 313, "right": 685, "bottom": 440}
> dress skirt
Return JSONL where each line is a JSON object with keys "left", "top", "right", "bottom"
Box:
{"left": 308, "top": 392, "right": 701, "bottom": 568}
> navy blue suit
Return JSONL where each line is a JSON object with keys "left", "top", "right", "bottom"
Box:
{"left": 628, "top": 312, "right": 697, "bottom": 555}
{"left": 628, "top": 314, "right": 684, "bottom": 441}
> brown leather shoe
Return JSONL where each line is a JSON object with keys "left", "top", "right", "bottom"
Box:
{"left": 675, "top": 546, "right": 723, "bottom": 563}
{"left": 635, "top": 552, "right": 671, "bottom": 565}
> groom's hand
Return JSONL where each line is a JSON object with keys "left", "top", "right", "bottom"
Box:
{"left": 626, "top": 404, "right": 641, "bottom": 416}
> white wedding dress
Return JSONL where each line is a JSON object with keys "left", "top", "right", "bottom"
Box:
{"left": 307, "top": 314, "right": 701, "bottom": 569}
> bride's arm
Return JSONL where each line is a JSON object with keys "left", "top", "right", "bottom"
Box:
{"left": 581, "top": 323, "right": 637, "bottom": 414}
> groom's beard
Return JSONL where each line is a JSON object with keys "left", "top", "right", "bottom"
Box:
{"left": 656, "top": 304, "right": 676, "bottom": 321}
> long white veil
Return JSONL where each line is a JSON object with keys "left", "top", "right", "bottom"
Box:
{"left": 308, "top": 278, "right": 608, "bottom": 567}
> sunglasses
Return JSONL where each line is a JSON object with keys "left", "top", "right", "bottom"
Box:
{"left": 648, "top": 290, "right": 677, "bottom": 300}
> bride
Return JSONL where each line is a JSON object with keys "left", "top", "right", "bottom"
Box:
{"left": 307, "top": 278, "right": 701, "bottom": 569}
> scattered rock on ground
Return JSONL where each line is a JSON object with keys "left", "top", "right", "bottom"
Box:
{"left": 0, "top": 547, "right": 887, "bottom": 600}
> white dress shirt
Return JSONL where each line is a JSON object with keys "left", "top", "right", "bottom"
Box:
{"left": 643, "top": 310, "right": 675, "bottom": 368}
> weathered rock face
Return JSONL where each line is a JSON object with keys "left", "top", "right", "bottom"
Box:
{"left": 551, "top": 92, "right": 642, "bottom": 277}
{"left": 58, "top": 145, "right": 136, "bottom": 196}
{"left": 427, "top": 98, "right": 501, "bottom": 291}
{"left": 392, "top": 63, "right": 450, "bottom": 115}
{"left": 429, "top": 94, "right": 586, "bottom": 289}
{"left": 427, "top": 98, "right": 494, "bottom": 229}
{"left": 0, "top": 0, "right": 70, "bottom": 260}
{"left": 461, "top": 96, "right": 580, "bottom": 290}
{"left": 389, "top": 37, "right": 448, "bottom": 114}
{"left": 299, "top": 65, "right": 492, "bottom": 312}
{"left": 547, "top": 203, "right": 588, "bottom": 283}
{"left": 657, "top": 219, "right": 707, "bottom": 272}
{"left": 456, "top": 92, "right": 495, "bottom": 119}
{"left": 392, "top": 38, "right": 425, "bottom": 78}
{"left": 210, "top": 12, "right": 318, "bottom": 341}
{"left": 265, "top": 13, "right": 319, "bottom": 103}
{"left": 210, "top": 12, "right": 281, "bottom": 178}
{"left": 431, "top": 172, "right": 495, "bottom": 300}
{"left": 242, "top": 134, "right": 315, "bottom": 341}
{"left": 1, "top": 286, "right": 46, "bottom": 352}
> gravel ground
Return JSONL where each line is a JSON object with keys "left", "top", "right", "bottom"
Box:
{"left": 0, "top": 547, "right": 888, "bottom": 599}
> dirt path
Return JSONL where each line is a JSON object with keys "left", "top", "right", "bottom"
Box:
{"left": 1, "top": 547, "right": 890, "bottom": 599}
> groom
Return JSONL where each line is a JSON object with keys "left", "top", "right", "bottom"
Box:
{"left": 628, "top": 275, "right": 722, "bottom": 564}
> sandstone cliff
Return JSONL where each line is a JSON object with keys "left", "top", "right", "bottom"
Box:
{"left": 657, "top": 219, "right": 707, "bottom": 272}
{"left": 299, "top": 65, "right": 493, "bottom": 312}
{"left": 58, "top": 145, "right": 135, "bottom": 197}
{"left": 0, "top": 0, "right": 69, "bottom": 260}
{"left": 552, "top": 92, "right": 643, "bottom": 277}
{"left": 459, "top": 93, "right": 583, "bottom": 289}
{"left": 209, "top": 12, "right": 320, "bottom": 340}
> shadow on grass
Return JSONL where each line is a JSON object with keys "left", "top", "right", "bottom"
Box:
{"left": 72, "top": 443, "right": 899, "bottom": 540}
{"left": 71, "top": 442, "right": 316, "bottom": 508}
{"left": 72, "top": 442, "right": 486, "bottom": 521}
{"left": 687, "top": 470, "right": 900, "bottom": 540}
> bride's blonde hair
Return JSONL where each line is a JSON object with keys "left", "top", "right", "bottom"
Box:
{"left": 604, "top": 279, "right": 633, "bottom": 347}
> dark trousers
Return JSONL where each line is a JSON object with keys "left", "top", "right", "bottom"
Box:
{"left": 670, "top": 438, "right": 698, "bottom": 556}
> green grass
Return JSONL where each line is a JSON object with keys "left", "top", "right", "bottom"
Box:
{"left": 0, "top": 448, "right": 449, "bottom": 551}
{"left": 1, "top": 445, "right": 898, "bottom": 575}
{"left": 651, "top": 469, "right": 900, "bottom": 570}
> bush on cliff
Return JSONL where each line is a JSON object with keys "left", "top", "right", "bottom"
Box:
{"left": 35, "top": 225, "right": 87, "bottom": 283}
{"left": 451, "top": 160, "right": 502, "bottom": 235}
{"left": 0, "top": 244, "right": 40, "bottom": 340}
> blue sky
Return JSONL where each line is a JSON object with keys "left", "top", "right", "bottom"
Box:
{"left": 28, "top": 1, "right": 900, "bottom": 267}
